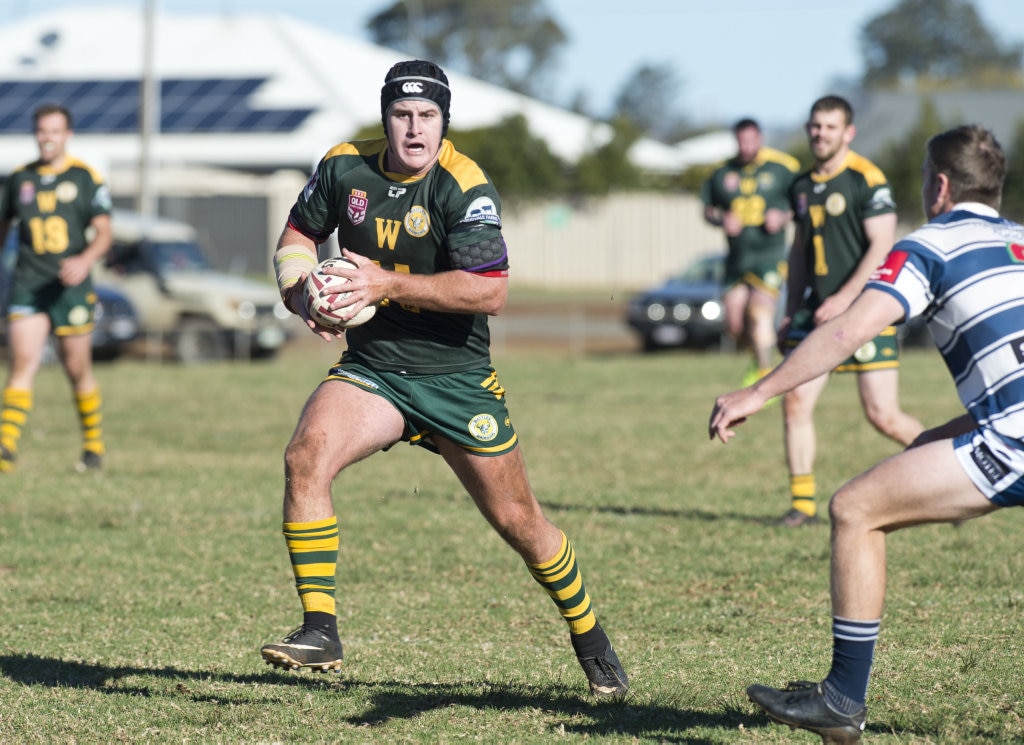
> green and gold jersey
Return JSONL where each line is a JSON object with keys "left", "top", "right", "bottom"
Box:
{"left": 789, "top": 150, "right": 895, "bottom": 308}
{"left": 0, "top": 156, "right": 112, "bottom": 292}
{"left": 290, "top": 138, "right": 508, "bottom": 374}
{"left": 701, "top": 146, "right": 800, "bottom": 276}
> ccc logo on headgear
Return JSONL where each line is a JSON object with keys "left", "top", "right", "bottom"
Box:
{"left": 402, "top": 81, "right": 424, "bottom": 94}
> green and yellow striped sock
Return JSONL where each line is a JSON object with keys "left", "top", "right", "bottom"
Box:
{"left": 790, "top": 473, "right": 816, "bottom": 517}
{"left": 1, "top": 387, "right": 33, "bottom": 464}
{"left": 284, "top": 516, "right": 339, "bottom": 620}
{"left": 527, "top": 531, "right": 596, "bottom": 637}
{"left": 75, "top": 388, "right": 105, "bottom": 456}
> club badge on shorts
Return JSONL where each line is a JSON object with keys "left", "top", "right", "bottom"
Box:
{"left": 468, "top": 414, "right": 498, "bottom": 442}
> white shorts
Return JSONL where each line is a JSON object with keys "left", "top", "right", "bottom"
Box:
{"left": 954, "top": 428, "right": 1024, "bottom": 506}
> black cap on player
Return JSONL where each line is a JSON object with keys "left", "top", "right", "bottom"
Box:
{"left": 380, "top": 59, "right": 451, "bottom": 136}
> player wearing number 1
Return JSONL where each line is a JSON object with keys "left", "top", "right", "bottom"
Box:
{"left": 702, "top": 119, "right": 799, "bottom": 385}
{"left": 0, "top": 104, "right": 113, "bottom": 474}
{"left": 776, "top": 95, "right": 923, "bottom": 526}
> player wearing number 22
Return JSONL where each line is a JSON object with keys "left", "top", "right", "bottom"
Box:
{"left": 261, "top": 60, "right": 628, "bottom": 697}
{"left": 701, "top": 119, "right": 799, "bottom": 384}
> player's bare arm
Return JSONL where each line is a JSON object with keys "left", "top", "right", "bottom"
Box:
{"left": 710, "top": 289, "right": 904, "bottom": 442}
{"left": 337, "top": 246, "right": 507, "bottom": 316}
{"left": 59, "top": 213, "right": 113, "bottom": 287}
{"left": 762, "top": 207, "right": 792, "bottom": 234}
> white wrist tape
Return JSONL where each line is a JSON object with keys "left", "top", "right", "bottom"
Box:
{"left": 273, "top": 244, "right": 317, "bottom": 297}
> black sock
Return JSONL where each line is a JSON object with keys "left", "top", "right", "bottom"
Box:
{"left": 304, "top": 611, "right": 338, "bottom": 638}
{"left": 570, "top": 622, "right": 608, "bottom": 658}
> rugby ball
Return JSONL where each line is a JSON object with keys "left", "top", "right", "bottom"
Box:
{"left": 303, "top": 258, "right": 377, "bottom": 329}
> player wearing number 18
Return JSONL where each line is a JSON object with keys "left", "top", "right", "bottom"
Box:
{"left": 263, "top": 60, "right": 628, "bottom": 696}
{"left": 0, "top": 103, "right": 113, "bottom": 474}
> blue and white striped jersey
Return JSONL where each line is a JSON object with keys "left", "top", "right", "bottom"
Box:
{"left": 867, "top": 203, "right": 1024, "bottom": 449}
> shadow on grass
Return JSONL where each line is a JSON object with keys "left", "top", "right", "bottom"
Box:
{"left": 0, "top": 652, "right": 765, "bottom": 741}
{"left": 541, "top": 500, "right": 783, "bottom": 525}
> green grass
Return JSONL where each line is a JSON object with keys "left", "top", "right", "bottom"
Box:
{"left": 2, "top": 342, "right": 1022, "bottom": 743}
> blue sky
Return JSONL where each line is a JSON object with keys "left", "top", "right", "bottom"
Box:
{"left": 9, "top": 0, "right": 1024, "bottom": 129}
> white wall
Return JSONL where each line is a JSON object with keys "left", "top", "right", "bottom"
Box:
{"left": 502, "top": 192, "right": 725, "bottom": 290}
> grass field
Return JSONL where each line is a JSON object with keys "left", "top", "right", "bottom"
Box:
{"left": 2, "top": 339, "right": 1023, "bottom": 743}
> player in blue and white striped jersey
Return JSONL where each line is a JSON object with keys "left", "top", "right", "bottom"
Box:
{"left": 709, "top": 124, "right": 1024, "bottom": 743}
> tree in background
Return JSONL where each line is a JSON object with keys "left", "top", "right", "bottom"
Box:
{"left": 1001, "top": 121, "right": 1024, "bottom": 223}
{"left": 572, "top": 117, "right": 644, "bottom": 195}
{"left": 874, "top": 99, "right": 946, "bottom": 226}
{"left": 447, "top": 115, "right": 568, "bottom": 200}
{"left": 860, "top": 0, "right": 1024, "bottom": 87}
{"left": 366, "top": 0, "right": 565, "bottom": 99}
{"left": 611, "top": 63, "right": 689, "bottom": 143}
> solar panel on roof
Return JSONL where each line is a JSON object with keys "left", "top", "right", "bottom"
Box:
{"left": 0, "top": 78, "right": 315, "bottom": 135}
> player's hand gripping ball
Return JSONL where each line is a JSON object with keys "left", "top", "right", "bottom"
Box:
{"left": 303, "top": 258, "right": 377, "bottom": 329}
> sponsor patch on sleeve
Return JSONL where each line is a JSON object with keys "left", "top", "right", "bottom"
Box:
{"left": 1008, "top": 243, "right": 1024, "bottom": 262}
{"left": 871, "top": 250, "right": 909, "bottom": 284}
{"left": 461, "top": 196, "right": 501, "bottom": 227}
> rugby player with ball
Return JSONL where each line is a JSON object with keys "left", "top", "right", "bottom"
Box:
{"left": 263, "top": 60, "right": 628, "bottom": 697}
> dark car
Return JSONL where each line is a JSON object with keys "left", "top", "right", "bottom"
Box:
{"left": 89, "top": 285, "right": 141, "bottom": 360}
{"left": 625, "top": 252, "right": 929, "bottom": 353}
{"left": 626, "top": 253, "right": 728, "bottom": 351}
{"left": 1, "top": 232, "right": 141, "bottom": 362}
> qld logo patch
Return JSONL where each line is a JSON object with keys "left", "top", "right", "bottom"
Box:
{"left": 468, "top": 414, "right": 498, "bottom": 442}
{"left": 18, "top": 181, "right": 35, "bottom": 205}
{"left": 348, "top": 189, "right": 368, "bottom": 226}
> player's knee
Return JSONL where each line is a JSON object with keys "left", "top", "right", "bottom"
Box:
{"left": 829, "top": 480, "right": 879, "bottom": 530}
{"left": 864, "top": 406, "right": 898, "bottom": 438}
{"left": 490, "top": 502, "right": 545, "bottom": 550}
{"left": 782, "top": 391, "right": 811, "bottom": 420}
{"left": 828, "top": 487, "right": 860, "bottom": 529}
{"left": 284, "top": 429, "right": 327, "bottom": 479}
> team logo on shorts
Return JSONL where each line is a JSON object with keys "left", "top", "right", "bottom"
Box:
{"left": 68, "top": 304, "right": 90, "bottom": 327}
{"left": 854, "top": 340, "right": 877, "bottom": 362}
{"left": 404, "top": 205, "right": 430, "bottom": 237}
{"left": 468, "top": 414, "right": 499, "bottom": 442}
{"left": 826, "top": 193, "right": 846, "bottom": 216}
{"left": 348, "top": 189, "right": 367, "bottom": 226}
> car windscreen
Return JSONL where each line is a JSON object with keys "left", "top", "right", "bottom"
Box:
{"left": 147, "top": 240, "right": 210, "bottom": 273}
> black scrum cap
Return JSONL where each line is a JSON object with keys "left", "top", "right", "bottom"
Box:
{"left": 380, "top": 60, "right": 451, "bottom": 135}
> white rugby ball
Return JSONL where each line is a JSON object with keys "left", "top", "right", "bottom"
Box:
{"left": 303, "top": 258, "right": 377, "bottom": 329}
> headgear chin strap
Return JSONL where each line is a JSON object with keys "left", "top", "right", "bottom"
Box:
{"left": 380, "top": 60, "right": 451, "bottom": 136}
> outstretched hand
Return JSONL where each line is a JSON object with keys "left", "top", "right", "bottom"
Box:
{"left": 708, "top": 386, "right": 769, "bottom": 443}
